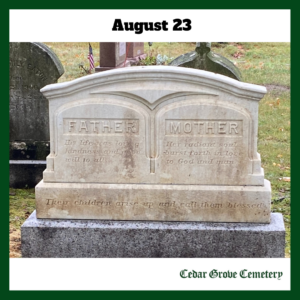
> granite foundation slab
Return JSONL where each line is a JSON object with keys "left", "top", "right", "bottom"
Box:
{"left": 21, "top": 211, "right": 285, "bottom": 258}
{"left": 35, "top": 179, "right": 271, "bottom": 223}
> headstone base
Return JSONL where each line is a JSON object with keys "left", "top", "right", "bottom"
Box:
{"left": 10, "top": 161, "right": 46, "bottom": 188}
{"left": 127, "top": 53, "right": 147, "bottom": 64}
{"left": 21, "top": 211, "right": 285, "bottom": 257}
{"left": 35, "top": 180, "right": 271, "bottom": 223}
{"left": 9, "top": 141, "right": 49, "bottom": 188}
{"left": 95, "top": 60, "right": 131, "bottom": 72}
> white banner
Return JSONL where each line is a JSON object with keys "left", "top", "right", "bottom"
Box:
{"left": 10, "top": 258, "right": 290, "bottom": 290}
{"left": 9, "top": 9, "right": 290, "bottom": 42}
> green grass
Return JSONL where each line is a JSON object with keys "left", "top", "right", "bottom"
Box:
{"left": 213, "top": 42, "right": 290, "bottom": 86}
{"left": 10, "top": 42, "right": 290, "bottom": 257}
{"left": 45, "top": 42, "right": 100, "bottom": 83}
{"left": 9, "top": 188, "right": 35, "bottom": 228}
{"left": 9, "top": 188, "right": 35, "bottom": 257}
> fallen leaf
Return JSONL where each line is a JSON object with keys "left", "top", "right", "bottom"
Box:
{"left": 283, "top": 177, "right": 290, "bottom": 182}
{"left": 273, "top": 162, "right": 276, "bottom": 166}
{"left": 233, "top": 52, "right": 243, "bottom": 59}
{"left": 277, "top": 154, "right": 283, "bottom": 158}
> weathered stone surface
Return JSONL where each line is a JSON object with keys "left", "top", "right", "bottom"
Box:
{"left": 37, "top": 66, "right": 270, "bottom": 222}
{"left": 10, "top": 161, "right": 46, "bottom": 189}
{"left": 21, "top": 211, "right": 285, "bottom": 257}
{"left": 127, "top": 42, "right": 144, "bottom": 57}
{"left": 169, "top": 42, "right": 242, "bottom": 81}
{"left": 41, "top": 67, "right": 265, "bottom": 185}
{"left": 96, "top": 42, "right": 129, "bottom": 72}
{"left": 9, "top": 42, "right": 64, "bottom": 142}
{"left": 36, "top": 180, "right": 271, "bottom": 222}
{"left": 9, "top": 42, "right": 64, "bottom": 188}
{"left": 127, "top": 42, "right": 146, "bottom": 63}
{"left": 9, "top": 141, "right": 50, "bottom": 160}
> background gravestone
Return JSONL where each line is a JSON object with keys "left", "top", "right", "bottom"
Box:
{"left": 169, "top": 42, "right": 242, "bottom": 81}
{"left": 95, "top": 42, "right": 130, "bottom": 72}
{"left": 9, "top": 42, "right": 64, "bottom": 188}
{"left": 21, "top": 66, "right": 285, "bottom": 257}
{"left": 126, "top": 42, "right": 147, "bottom": 63}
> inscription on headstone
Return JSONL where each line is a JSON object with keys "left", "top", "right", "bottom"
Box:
{"left": 36, "top": 66, "right": 271, "bottom": 222}
{"left": 9, "top": 42, "right": 64, "bottom": 188}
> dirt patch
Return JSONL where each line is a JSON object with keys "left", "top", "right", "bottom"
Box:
{"left": 10, "top": 228, "right": 21, "bottom": 258}
{"left": 265, "top": 84, "right": 290, "bottom": 94}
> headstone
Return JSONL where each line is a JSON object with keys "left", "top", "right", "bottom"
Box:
{"left": 36, "top": 66, "right": 269, "bottom": 222}
{"left": 9, "top": 42, "right": 64, "bottom": 188}
{"left": 169, "top": 42, "right": 242, "bottom": 81}
{"left": 21, "top": 66, "right": 285, "bottom": 258}
{"left": 126, "top": 42, "right": 147, "bottom": 63}
{"left": 95, "top": 42, "right": 130, "bottom": 72}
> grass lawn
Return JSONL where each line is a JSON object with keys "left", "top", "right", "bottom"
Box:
{"left": 9, "top": 42, "right": 290, "bottom": 257}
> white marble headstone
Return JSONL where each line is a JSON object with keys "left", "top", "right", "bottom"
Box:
{"left": 36, "top": 66, "right": 271, "bottom": 222}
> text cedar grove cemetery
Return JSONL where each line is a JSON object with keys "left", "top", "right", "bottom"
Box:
{"left": 112, "top": 19, "right": 192, "bottom": 34}
{"left": 180, "top": 269, "right": 284, "bottom": 280}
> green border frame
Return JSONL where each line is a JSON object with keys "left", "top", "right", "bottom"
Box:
{"left": 6, "top": 6, "right": 293, "bottom": 294}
